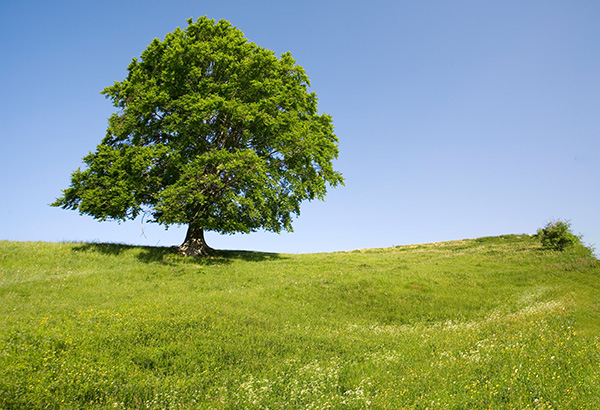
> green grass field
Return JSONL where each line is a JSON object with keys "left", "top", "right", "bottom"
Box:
{"left": 1, "top": 235, "right": 599, "bottom": 409}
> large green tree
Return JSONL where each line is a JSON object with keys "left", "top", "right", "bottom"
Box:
{"left": 53, "top": 17, "right": 343, "bottom": 256}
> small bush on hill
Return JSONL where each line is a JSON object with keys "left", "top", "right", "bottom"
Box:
{"left": 537, "top": 220, "right": 581, "bottom": 251}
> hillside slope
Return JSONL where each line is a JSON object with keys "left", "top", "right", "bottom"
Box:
{"left": 1, "top": 235, "right": 599, "bottom": 409}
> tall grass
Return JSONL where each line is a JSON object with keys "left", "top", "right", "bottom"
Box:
{"left": 1, "top": 235, "right": 598, "bottom": 409}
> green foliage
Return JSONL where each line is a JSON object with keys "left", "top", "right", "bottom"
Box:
{"left": 52, "top": 17, "right": 343, "bottom": 236}
{"left": 1, "top": 236, "right": 600, "bottom": 408}
{"left": 537, "top": 220, "right": 581, "bottom": 251}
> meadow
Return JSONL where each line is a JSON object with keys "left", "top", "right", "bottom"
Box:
{"left": 1, "top": 234, "right": 599, "bottom": 409}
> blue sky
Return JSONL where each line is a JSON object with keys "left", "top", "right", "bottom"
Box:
{"left": 1, "top": 0, "right": 598, "bottom": 254}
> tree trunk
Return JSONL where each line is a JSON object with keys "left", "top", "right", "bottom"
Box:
{"left": 178, "top": 224, "right": 214, "bottom": 257}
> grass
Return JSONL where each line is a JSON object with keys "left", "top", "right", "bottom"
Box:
{"left": 1, "top": 234, "right": 599, "bottom": 409}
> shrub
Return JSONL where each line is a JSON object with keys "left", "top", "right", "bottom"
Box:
{"left": 537, "top": 220, "right": 580, "bottom": 251}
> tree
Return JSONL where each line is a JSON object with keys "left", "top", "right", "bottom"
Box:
{"left": 52, "top": 17, "right": 343, "bottom": 257}
{"left": 537, "top": 220, "right": 581, "bottom": 251}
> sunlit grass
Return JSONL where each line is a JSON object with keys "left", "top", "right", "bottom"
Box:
{"left": 1, "top": 235, "right": 598, "bottom": 408}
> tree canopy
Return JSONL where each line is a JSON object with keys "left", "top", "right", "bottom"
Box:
{"left": 52, "top": 17, "right": 343, "bottom": 256}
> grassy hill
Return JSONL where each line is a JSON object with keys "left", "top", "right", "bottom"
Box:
{"left": 1, "top": 235, "right": 599, "bottom": 409}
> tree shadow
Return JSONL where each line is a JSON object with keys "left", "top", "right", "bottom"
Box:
{"left": 71, "top": 242, "right": 284, "bottom": 265}
{"left": 210, "top": 249, "right": 283, "bottom": 263}
{"left": 72, "top": 242, "right": 133, "bottom": 256}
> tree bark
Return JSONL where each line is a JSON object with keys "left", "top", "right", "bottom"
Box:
{"left": 178, "top": 224, "right": 214, "bottom": 257}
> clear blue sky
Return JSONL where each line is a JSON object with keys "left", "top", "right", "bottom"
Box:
{"left": 1, "top": 0, "right": 598, "bottom": 254}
